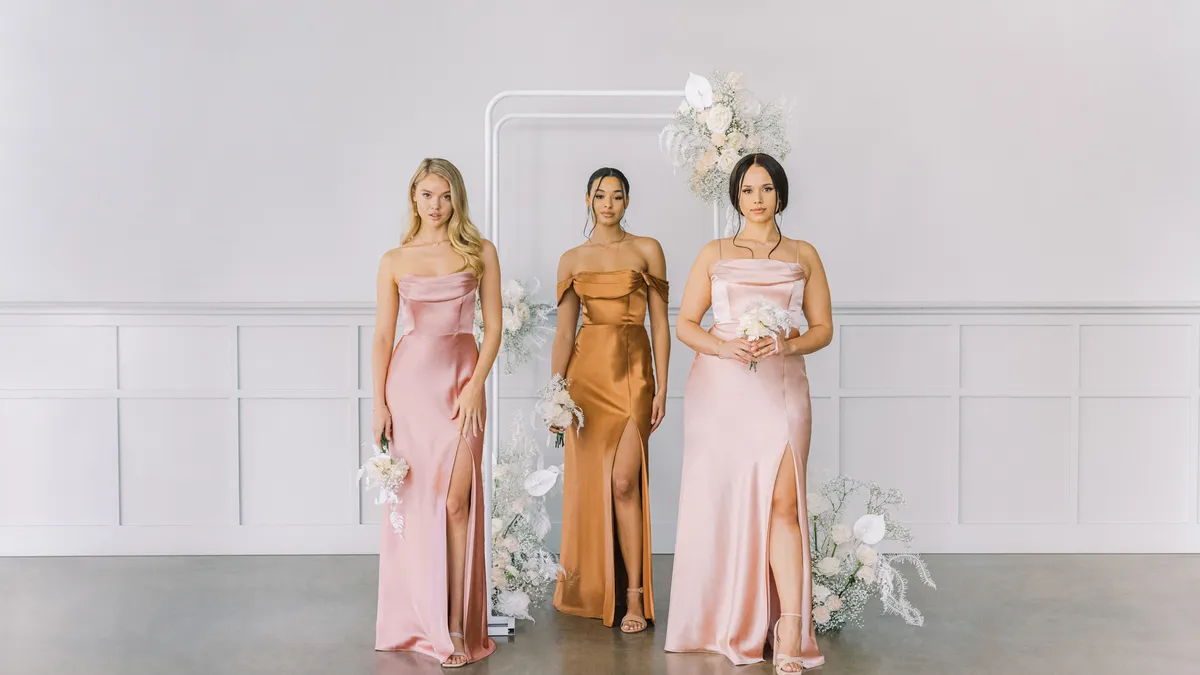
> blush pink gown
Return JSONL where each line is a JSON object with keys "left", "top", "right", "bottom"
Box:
{"left": 375, "top": 271, "right": 495, "bottom": 664}
{"left": 665, "top": 258, "right": 823, "bottom": 667}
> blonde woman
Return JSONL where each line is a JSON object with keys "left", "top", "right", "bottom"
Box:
{"left": 372, "top": 158, "right": 500, "bottom": 667}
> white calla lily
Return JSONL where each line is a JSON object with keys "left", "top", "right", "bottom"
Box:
{"left": 524, "top": 466, "right": 561, "bottom": 497}
{"left": 684, "top": 72, "right": 714, "bottom": 110}
{"left": 853, "top": 513, "right": 887, "bottom": 545}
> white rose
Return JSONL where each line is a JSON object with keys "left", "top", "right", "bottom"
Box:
{"left": 698, "top": 109, "right": 711, "bottom": 126}
{"left": 494, "top": 550, "right": 511, "bottom": 568}
{"left": 678, "top": 100, "right": 691, "bottom": 115}
{"left": 502, "top": 307, "right": 522, "bottom": 332}
{"left": 552, "top": 389, "right": 573, "bottom": 406}
{"left": 856, "top": 544, "right": 878, "bottom": 567}
{"left": 831, "top": 523, "right": 852, "bottom": 545}
{"left": 515, "top": 302, "right": 531, "bottom": 322}
{"left": 825, "top": 594, "right": 843, "bottom": 611}
{"left": 491, "top": 517, "right": 504, "bottom": 537}
{"left": 717, "top": 150, "right": 739, "bottom": 174}
{"left": 813, "top": 606, "right": 831, "bottom": 624}
{"left": 812, "top": 583, "right": 832, "bottom": 603}
{"left": 855, "top": 566, "right": 876, "bottom": 585}
{"left": 501, "top": 279, "right": 524, "bottom": 305}
{"left": 510, "top": 499, "right": 525, "bottom": 515}
{"left": 816, "top": 557, "right": 841, "bottom": 578}
{"left": 505, "top": 565, "right": 519, "bottom": 577}
{"left": 724, "top": 131, "right": 746, "bottom": 151}
{"left": 503, "top": 536, "right": 520, "bottom": 553}
{"left": 725, "top": 71, "right": 745, "bottom": 90}
{"left": 550, "top": 409, "right": 573, "bottom": 428}
{"left": 491, "top": 567, "right": 508, "bottom": 589}
{"left": 705, "top": 104, "right": 733, "bottom": 134}
{"left": 745, "top": 134, "right": 762, "bottom": 151}
{"left": 710, "top": 131, "right": 726, "bottom": 147}
{"left": 807, "top": 493, "right": 832, "bottom": 516}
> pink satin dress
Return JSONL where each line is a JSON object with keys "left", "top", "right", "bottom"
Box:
{"left": 375, "top": 271, "right": 496, "bottom": 664}
{"left": 665, "top": 258, "right": 823, "bottom": 667}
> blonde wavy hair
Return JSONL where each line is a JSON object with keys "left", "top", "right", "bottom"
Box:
{"left": 402, "top": 158, "right": 484, "bottom": 277}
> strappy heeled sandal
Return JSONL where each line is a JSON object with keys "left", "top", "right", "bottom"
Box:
{"left": 773, "top": 613, "right": 811, "bottom": 673}
{"left": 620, "top": 588, "right": 649, "bottom": 634}
{"left": 442, "top": 631, "right": 468, "bottom": 668}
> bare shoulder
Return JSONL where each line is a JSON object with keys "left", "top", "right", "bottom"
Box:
{"left": 790, "top": 238, "right": 820, "bottom": 259}
{"left": 557, "top": 245, "right": 581, "bottom": 278}
{"left": 628, "top": 234, "right": 664, "bottom": 258}
{"left": 379, "top": 246, "right": 403, "bottom": 273}
{"left": 479, "top": 238, "right": 497, "bottom": 256}
{"left": 693, "top": 239, "right": 723, "bottom": 266}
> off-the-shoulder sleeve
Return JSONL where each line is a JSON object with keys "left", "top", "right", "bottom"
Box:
{"left": 641, "top": 272, "right": 670, "bottom": 303}
{"left": 556, "top": 276, "right": 576, "bottom": 306}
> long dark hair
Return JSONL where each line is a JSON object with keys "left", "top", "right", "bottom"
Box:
{"left": 584, "top": 167, "right": 630, "bottom": 238}
{"left": 728, "top": 153, "right": 789, "bottom": 259}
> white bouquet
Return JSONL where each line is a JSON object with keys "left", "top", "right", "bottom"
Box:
{"left": 535, "top": 374, "right": 584, "bottom": 448}
{"left": 490, "top": 414, "right": 564, "bottom": 621}
{"left": 474, "top": 278, "right": 555, "bottom": 374}
{"left": 808, "top": 476, "right": 936, "bottom": 633}
{"left": 735, "top": 297, "right": 794, "bottom": 371}
{"left": 356, "top": 436, "right": 411, "bottom": 537}
{"left": 660, "top": 70, "right": 792, "bottom": 233}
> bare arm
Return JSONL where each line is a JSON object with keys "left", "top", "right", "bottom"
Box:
{"left": 642, "top": 239, "right": 671, "bottom": 395}
{"left": 471, "top": 240, "right": 503, "bottom": 385}
{"left": 451, "top": 240, "right": 502, "bottom": 439}
{"left": 550, "top": 252, "right": 580, "bottom": 379}
{"left": 371, "top": 250, "right": 400, "bottom": 443}
{"left": 783, "top": 242, "right": 834, "bottom": 356}
{"left": 677, "top": 241, "right": 754, "bottom": 365}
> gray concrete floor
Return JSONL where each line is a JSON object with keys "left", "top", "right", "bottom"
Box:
{"left": 1, "top": 554, "right": 1197, "bottom": 675}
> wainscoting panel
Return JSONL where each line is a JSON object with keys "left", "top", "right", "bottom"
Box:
{"left": 1, "top": 302, "right": 1198, "bottom": 555}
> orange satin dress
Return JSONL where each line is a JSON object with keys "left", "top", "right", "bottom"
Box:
{"left": 553, "top": 269, "right": 668, "bottom": 626}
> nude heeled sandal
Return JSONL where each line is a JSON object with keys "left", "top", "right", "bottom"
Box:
{"left": 620, "top": 588, "right": 649, "bottom": 633}
{"left": 773, "top": 613, "right": 808, "bottom": 673}
{"left": 442, "top": 631, "right": 467, "bottom": 668}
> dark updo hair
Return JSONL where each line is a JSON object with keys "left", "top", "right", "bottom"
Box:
{"left": 728, "top": 153, "right": 789, "bottom": 259}
{"left": 728, "top": 153, "right": 788, "bottom": 215}
{"left": 584, "top": 167, "right": 630, "bottom": 237}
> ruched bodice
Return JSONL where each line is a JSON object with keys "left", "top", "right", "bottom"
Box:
{"left": 557, "top": 269, "right": 669, "bottom": 326}
{"left": 710, "top": 259, "right": 806, "bottom": 336}
{"left": 397, "top": 271, "right": 477, "bottom": 337}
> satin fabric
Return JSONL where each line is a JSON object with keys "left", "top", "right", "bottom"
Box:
{"left": 665, "top": 259, "right": 823, "bottom": 667}
{"left": 376, "top": 271, "right": 496, "bottom": 664}
{"left": 553, "top": 269, "right": 668, "bottom": 626}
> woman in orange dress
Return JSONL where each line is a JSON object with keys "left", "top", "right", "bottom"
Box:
{"left": 549, "top": 167, "right": 671, "bottom": 633}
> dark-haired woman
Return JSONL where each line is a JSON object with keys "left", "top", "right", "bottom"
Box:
{"left": 550, "top": 168, "right": 670, "bottom": 633}
{"left": 665, "top": 154, "right": 832, "bottom": 673}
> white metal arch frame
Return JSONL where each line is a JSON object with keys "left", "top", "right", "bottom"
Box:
{"left": 480, "top": 88, "right": 723, "bottom": 636}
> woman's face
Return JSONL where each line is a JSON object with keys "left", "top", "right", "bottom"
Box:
{"left": 738, "top": 164, "right": 777, "bottom": 225}
{"left": 414, "top": 174, "right": 453, "bottom": 226}
{"left": 586, "top": 175, "right": 628, "bottom": 228}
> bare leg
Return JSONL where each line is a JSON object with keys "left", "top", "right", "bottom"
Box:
{"left": 611, "top": 420, "right": 647, "bottom": 633}
{"left": 444, "top": 439, "right": 474, "bottom": 666}
{"left": 770, "top": 445, "right": 805, "bottom": 673}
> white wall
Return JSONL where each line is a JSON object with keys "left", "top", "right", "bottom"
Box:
{"left": 2, "top": 1, "right": 1199, "bottom": 555}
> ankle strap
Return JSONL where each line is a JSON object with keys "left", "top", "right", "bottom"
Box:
{"left": 779, "top": 613, "right": 802, "bottom": 618}
{"left": 449, "top": 631, "right": 465, "bottom": 638}
{"left": 627, "top": 587, "right": 643, "bottom": 594}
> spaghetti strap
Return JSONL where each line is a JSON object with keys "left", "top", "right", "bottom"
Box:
{"left": 795, "top": 240, "right": 803, "bottom": 264}
{"left": 717, "top": 238, "right": 724, "bottom": 260}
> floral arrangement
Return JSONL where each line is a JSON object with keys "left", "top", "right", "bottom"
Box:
{"left": 736, "top": 297, "right": 794, "bottom": 371}
{"left": 490, "top": 414, "right": 564, "bottom": 621}
{"left": 808, "top": 476, "right": 936, "bottom": 633}
{"left": 356, "top": 436, "right": 410, "bottom": 537}
{"left": 535, "top": 374, "right": 585, "bottom": 448}
{"left": 474, "top": 278, "right": 555, "bottom": 375}
{"left": 660, "top": 70, "right": 792, "bottom": 232}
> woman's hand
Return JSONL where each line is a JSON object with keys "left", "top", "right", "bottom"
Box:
{"left": 452, "top": 381, "right": 485, "bottom": 439}
{"left": 716, "top": 337, "right": 755, "bottom": 364}
{"left": 650, "top": 391, "right": 667, "bottom": 434}
{"left": 750, "top": 335, "right": 793, "bottom": 362}
{"left": 372, "top": 405, "right": 392, "bottom": 446}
